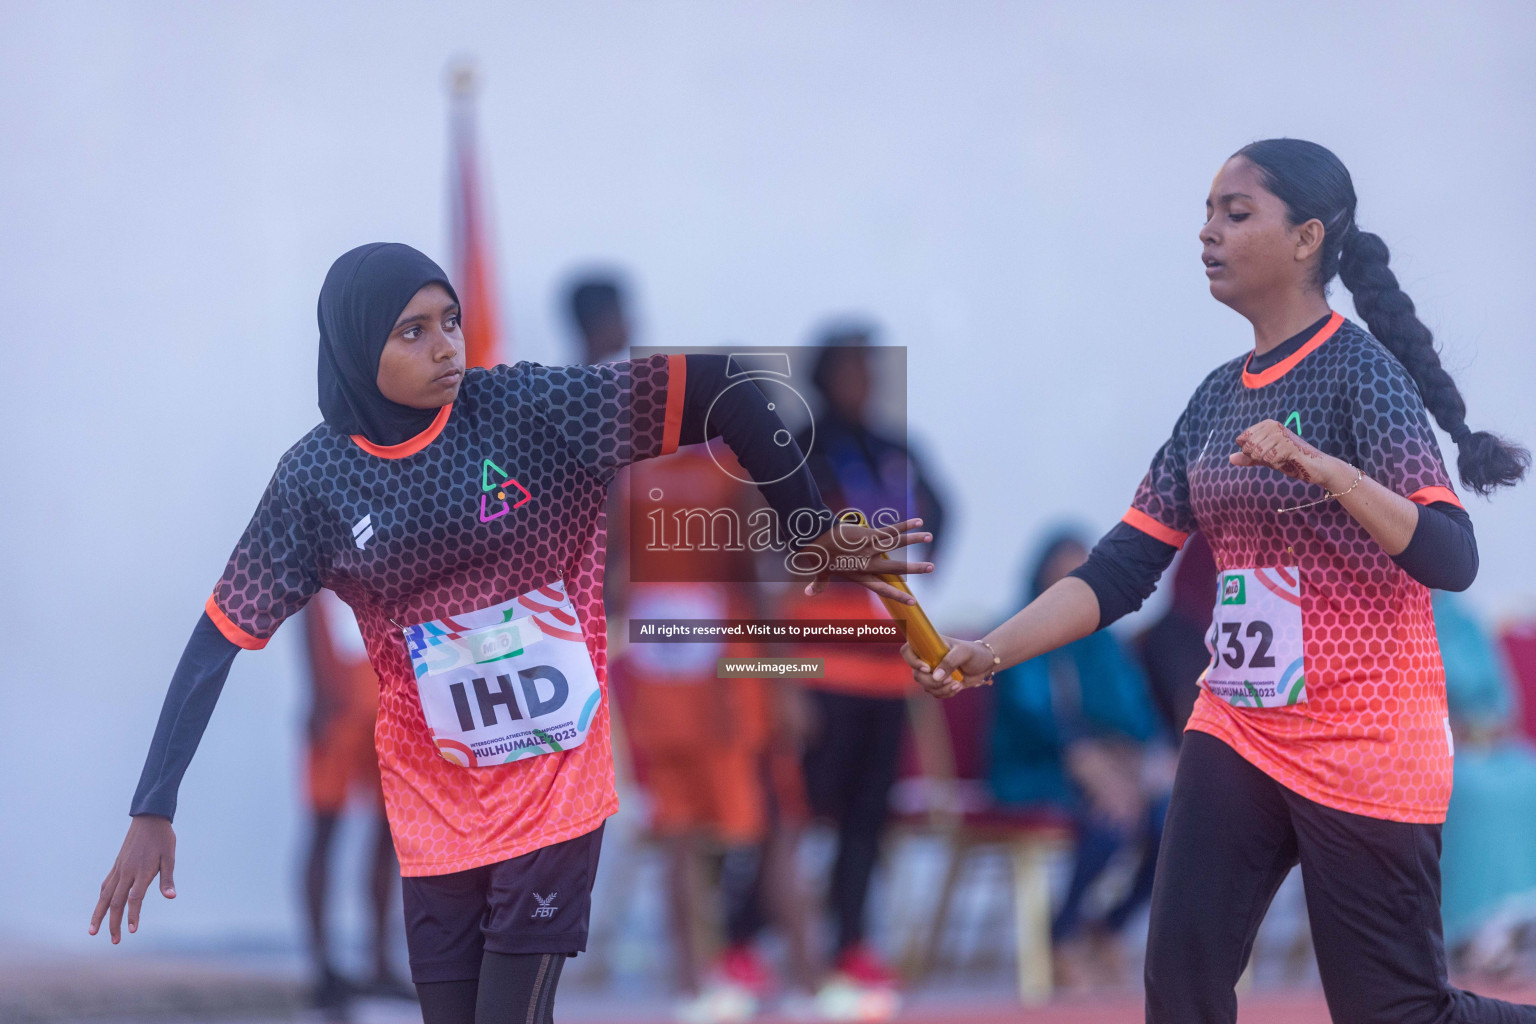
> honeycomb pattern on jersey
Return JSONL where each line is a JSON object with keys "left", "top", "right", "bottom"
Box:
{"left": 212, "top": 356, "right": 672, "bottom": 874}
{"left": 1129, "top": 319, "right": 1458, "bottom": 823}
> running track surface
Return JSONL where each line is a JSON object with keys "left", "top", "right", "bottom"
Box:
{"left": 733, "top": 988, "right": 1536, "bottom": 1024}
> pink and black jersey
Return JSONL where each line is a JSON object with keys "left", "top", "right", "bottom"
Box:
{"left": 203, "top": 356, "right": 683, "bottom": 873}
{"left": 1123, "top": 313, "right": 1463, "bottom": 823}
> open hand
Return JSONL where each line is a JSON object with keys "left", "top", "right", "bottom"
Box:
{"left": 90, "top": 815, "right": 177, "bottom": 943}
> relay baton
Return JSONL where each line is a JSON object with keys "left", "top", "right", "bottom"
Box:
{"left": 837, "top": 510, "right": 964, "bottom": 684}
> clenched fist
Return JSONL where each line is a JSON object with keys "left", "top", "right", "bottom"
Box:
{"left": 1231, "top": 419, "right": 1351, "bottom": 491}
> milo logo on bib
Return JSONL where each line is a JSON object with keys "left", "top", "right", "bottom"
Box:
{"left": 403, "top": 581, "right": 604, "bottom": 768}
{"left": 1204, "top": 567, "right": 1306, "bottom": 709}
{"left": 468, "top": 623, "right": 527, "bottom": 665}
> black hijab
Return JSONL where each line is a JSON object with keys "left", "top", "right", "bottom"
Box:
{"left": 317, "top": 242, "right": 460, "bottom": 446}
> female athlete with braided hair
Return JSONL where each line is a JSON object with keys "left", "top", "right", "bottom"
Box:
{"left": 908, "top": 139, "right": 1533, "bottom": 1022}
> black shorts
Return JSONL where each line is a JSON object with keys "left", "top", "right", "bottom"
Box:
{"left": 402, "top": 824, "right": 605, "bottom": 984}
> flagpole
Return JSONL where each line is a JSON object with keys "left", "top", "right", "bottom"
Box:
{"left": 445, "top": 57, "right": 505, "bottom": 368}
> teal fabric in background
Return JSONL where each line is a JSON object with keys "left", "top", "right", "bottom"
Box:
{"left": 988, "top": 628, "right": 1163, "bottom": 809}
{"left": 1436, "top": 592, "right": 1536, "bottom": 946}
{"left": 987, "top": 530, "right": 1165, "bottom": 810}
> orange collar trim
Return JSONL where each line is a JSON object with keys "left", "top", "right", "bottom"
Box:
{"left": 1242, "top": 311, "right": 1343, "bottom": 389}
{"left": 349, "top": 403, "right": 454, "bottom": 458}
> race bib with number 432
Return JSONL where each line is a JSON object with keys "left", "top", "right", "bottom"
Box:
{"left": 1203, "top": 567, "right": 1306, "bottom": 708}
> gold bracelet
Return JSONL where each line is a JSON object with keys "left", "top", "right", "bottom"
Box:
{"left": 978, "top": 639, "right": 1002, "bottom": 685}
{"left": 1277, "top": 466, "right": 1364, "bottom": 514}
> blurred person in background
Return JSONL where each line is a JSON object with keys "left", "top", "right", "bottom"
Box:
{"left": 301, "top": 590, "right": 414, "bottom": 1013}
{"left": 89, "top": 243, "right": 931, "bottom": 1024}
{"left": 1435, "top": 591, "right": 1536, "bottom": 974}
{"left": 568, "top": 276, "right": 630, "bottom": 365}
{"left": 780, "top": 327, "right": 948, "bottom": 1005}
{"left": 774, "top": 577, "right": 910, "bottom": 1021}
{"left": 905, "top": 139, "right": 1535, "bottom": 1024}
{"left": 1135, "top": 532, "right": 1219, "bottom": 737}
{"left": 620, "top": 565, "right": 820, "bottom": 1022}
{"left": 571, "top": 276, "right": 817, "bottom": 1019}
{"left": 577, "top": 273, "right": 824, "bottom": 1021}
{"left": 988, "top": 529, "right": 1170, "bottom": 989}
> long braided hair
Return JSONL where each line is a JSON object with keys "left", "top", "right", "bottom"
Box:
{"left": 1236, "top": 138, "right": 1529, "bottom": 496}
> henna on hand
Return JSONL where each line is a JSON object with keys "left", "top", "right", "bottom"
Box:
{"left": 1233, "top": 420, "right": 1329, "bottom": 485}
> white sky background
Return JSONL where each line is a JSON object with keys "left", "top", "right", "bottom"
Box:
{"left": 3, "top": 1, "right": 1534, "bottom": 948}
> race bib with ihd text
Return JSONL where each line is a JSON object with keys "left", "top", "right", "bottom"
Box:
{"left": 404, "top": 580, "right": 603, "bottom": 767}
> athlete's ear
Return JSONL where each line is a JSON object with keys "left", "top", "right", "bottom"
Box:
{"left": 1294, "top": 218, "right": 1325, "bottom": 264}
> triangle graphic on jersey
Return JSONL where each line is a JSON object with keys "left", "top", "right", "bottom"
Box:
{"left": 482, "top": 458, "right": 511, "bottom": 493}
{"left": 1284, "top": 410, "right": 1302, "bottom": 436}
{"left": 480, "top": 493, "right": 511, "bottom": 522}
{"left": 502, "top": 477, "right": 533, "bottom": 509}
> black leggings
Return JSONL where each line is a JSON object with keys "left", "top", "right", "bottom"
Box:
{"left": 801, "top": 690, "right": 906, "bottom": 953}
{"left": 1146, "top": 730, "right": 1536, "bottom": 1024}
{"left": 417, "top": 951, "right": 565, "bottom": 1024}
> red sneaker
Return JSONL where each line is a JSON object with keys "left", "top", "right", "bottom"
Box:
{"left": 717, "top": 944, "right": 774, "bottom": 998}
{"left": 834, "top": 945, "right": 899, "bottom": 990}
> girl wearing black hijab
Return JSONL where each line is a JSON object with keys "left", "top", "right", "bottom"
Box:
{"left": 90, "top": 243, "right": 931, "bottom": 1024}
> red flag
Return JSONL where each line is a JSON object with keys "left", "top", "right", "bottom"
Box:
{"left": 449, "top": 64, "right": 506, "bottom": 368}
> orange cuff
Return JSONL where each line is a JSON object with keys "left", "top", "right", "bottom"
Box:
{"left": 660, "top": 353, "right": 687, "bottom": 456}
{"left": 1121, "top": 507, "right": 1189, "bottom": 549}
{"left": 1408, "top": 485, "right": 1463, "bottom": 510}
{"left": 205, "top": 594, "right": 268, "bottom": 650}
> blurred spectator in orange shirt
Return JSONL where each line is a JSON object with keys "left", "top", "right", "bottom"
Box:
{"left": 573, "top": 275, "right": 818, "bottom": 1019}
{"left": 301, "top": 590, "right": 411, "bottom": 1013}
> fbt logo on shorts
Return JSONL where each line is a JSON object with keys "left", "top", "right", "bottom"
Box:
{"left": 531, "top": 892, "right": 558, "bottom": 918}
{"left": 1222, "top": 574, "right": 1247, "bottom": 605}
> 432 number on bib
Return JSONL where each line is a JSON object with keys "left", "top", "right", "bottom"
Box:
{"left": 1203, "top": 568, "right": 1306, "bottom": 709}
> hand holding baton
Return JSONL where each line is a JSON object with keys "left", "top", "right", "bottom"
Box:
{"left": 836, "top": 510, "right": 963, "bottom": 684}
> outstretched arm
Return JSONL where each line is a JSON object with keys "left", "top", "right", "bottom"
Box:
{"left": 130, "top": 614, "right": 242, "bottom": 818}
{"left": 93, "top": 460, "right": 315, "bottom": 943}
{"left": 91, "top": 613, "right": 241, "bottom": 943}
{"left": 901, "top": 574, "right": 1103, "bottom": 699}
{"left": 673, "top": 354, "right": 831, "bottom": 532}
{"left": 676, "top": 354, "right": 934, "bottom": 603}
{"left": 901, "top": 517, "right": 1181, "bottom": 698}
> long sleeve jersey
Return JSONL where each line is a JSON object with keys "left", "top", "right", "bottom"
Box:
{"left": 1071, "top": 314, "right": 1472, "bottom": 823}
{"left": 132, "top": 354, "right": 829, "bottom": 874}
